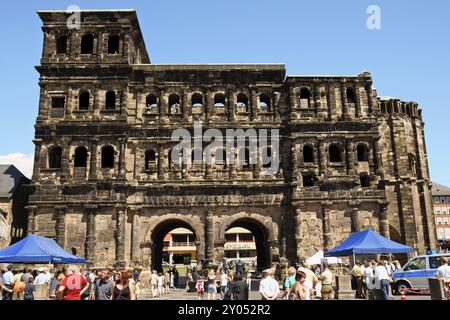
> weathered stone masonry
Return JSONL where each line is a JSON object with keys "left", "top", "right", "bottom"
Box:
{"left": 26, "top": 10, "right": 436, "bottom": 269}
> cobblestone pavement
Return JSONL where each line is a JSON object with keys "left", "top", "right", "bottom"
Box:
{"left": 138, "top": 288, "right": 430, "bottom": 300}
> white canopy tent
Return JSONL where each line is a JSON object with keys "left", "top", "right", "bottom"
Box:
{"left": 306, "top": 250, "right": 342, "bottom": 265}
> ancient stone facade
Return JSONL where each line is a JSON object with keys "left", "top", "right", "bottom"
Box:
{"left": 26, "top": 10, "right": 436, "bottom": 269}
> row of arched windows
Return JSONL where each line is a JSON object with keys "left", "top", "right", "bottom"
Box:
{"left": 55, "top": 34, "right": 120, "bottom": 55}
{"left": 297, "top": 87, "right": 357, "bottom": 108}
{"left": 47, "top": 146, "right": 116, "bottom": 170}
{"left": 50, "top": 91, "right": 118, "bottom": 111}
{"left": 145, "top": 92, "right": 272, "bottom": 114}
{"left": 300, "top": 143, "right": 369, "bottom": 163}
{"left": 46, "top": 146, "right": 273, "bottom": 172}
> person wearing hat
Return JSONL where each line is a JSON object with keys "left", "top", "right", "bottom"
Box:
{"left": 436, "top": 256, "right": 450, "bottom": 300}
{"left": 259, "top": 268, "right": 280, "bottom": 300}
{"left": 34, "top": 267, "right": 50, "bottom": 285}
{"left": 281, "top": 267, "right": 297, "bottom": 299}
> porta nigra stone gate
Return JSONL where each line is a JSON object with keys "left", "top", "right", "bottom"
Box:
{"left": 26, "top": 10, "right": 437, "bottom": 270}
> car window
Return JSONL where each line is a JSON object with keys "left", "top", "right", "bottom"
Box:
{"left": 404, "top": 257, "right": 426, "bottom": 271}
{"left": 429, "top": 257, "right": 442, "bottom": 269}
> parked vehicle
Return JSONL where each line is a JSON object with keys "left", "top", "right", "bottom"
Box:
{"left": 392, "top": 253, "right": 450, "bottom": 293}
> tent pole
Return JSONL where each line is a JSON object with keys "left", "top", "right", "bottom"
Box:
{"left": 352, "top": 253, "right": 356, "bottom": 267}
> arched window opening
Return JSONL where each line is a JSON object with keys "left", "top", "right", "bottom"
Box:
{"left": 56, "top": 35, "right": 67, "bottom": 54}
{"left": 79, "top": 91, "right": 90, "bottom": 110}
{"left": 329, "top": 144, "right": 342, "bottom": 162}
{"left": 346, "top": 88, "right": 356, "bottom": 103}
{"left": 357, "top": 144, "right": 369, "bottom": 162}
{"left": 360, "top": 174, "right": 370, "bottom": 188}
{"left": 80, "top": 34, "right": 94, "bottom": 54}
{"left": 381, "top": 103, "right": 386, "bottom": 114}
{"left": 105, "top": 91, "right": 116, "bottom": 110}
{"left": 299, "top": 88, "right": 310, "bottom": 108}
{"left": 236, "top": 93, "right": 248, "bottom": 112}
{"left": 101, "top": 146, "right": 115, "bottom": 169}
{"left": 169, "top": 94, "right": 181, "bottom": 114}
{"left": 191, "top": 93, "right": 203, "bottom": 113}
{"left": 145, "top": 149, "right": 156, "bottom": 170}
{"left": 108, "top": 35, "right": 120, "bottom": 54}
{"left": 303, "top": 174, "right": 315, "bottom": 187}
{"left": 146, "top": 94, "right": 158, "bottom": 113}
{"left": 74, "top": 147, "right": 88, "bottom": 168}
{"left": 259, "top": 94, "right": 270, "bottom": 111}
{"left": 214, "top": 93, "right": 226, "bottom": 108}
{"left": 401, "top": 105, "right": 406, "bottom": 114}
{"left": 48, "top": 146, "right": 62, "bottom": 169}
{"left": 303, "top": 145, "right": 314, "bottom": 163}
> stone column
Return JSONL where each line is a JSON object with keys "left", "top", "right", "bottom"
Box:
{"left": 182, "top": 90, "right": 189, "bottom": 121}
{"left": 206, "top": 91, "right": 214, "bottom": 119}
{"left": 350, "top": 205, "right": 362, "bottom": 232}
{"left": 318, "top": 139, "right": 327, "bottom": 175}
{"left": 379, "top": 202, "right": 390, "bottom": 239}
{"left": 292, "top": 145, "right": 300, "bottom": 184}
{"left": 93, "top": 85, "right": 101, "bottom": 118}
{"left": 366, "top": 83, "right": 374, "bottom": 114}
{"left": 314, "top": 84, "right": 321, "bottom": 117}
{"left": 32, "top": 139, "right": 43, "bottom": 180}
{"left": 273, "top": 91, "right": 281, "bottom": 122}
{"left": 195, "top": 241, "right": 205, "bottom": 261}
{"left": 66, "top": 86, "right": 74, "bottom": 118}
{"left": 115, "top": 206, "right": 126, "bottom": 267}
{"left": 355, "top": 86, "right": 362, "bottom": 118}
{"left": 61, "top": 139, "right": 70, "bottom": 179}
{"left": 373, "top": 137, "right": 382, "bottom": 174}
{"left": 157, "top": 144, "right": 165, "bottom": 180}
{"left": 250, "top": 89, "right": 258, "bottom": 120}
{"left": 55, "top": 205, "right": 67, "bottom": 248}
{"left": 159, "top": 90, "right": 167, "bottom": 118}
{"left": 227, "top": 89, "right": 235, "bottom": 121}
{"left": 131, "top": 207, "right": 142, "bottom": 263}
{"left": 85, "top": 205, "right": 97, "bottom": 265}
{"left": 321, "top": 202, "right": 332, "bottom": 251}
{"left": 229, "top": 147, "right": 237, "bottom": 180}
{"left": 205, "top": 210, "right": 214, "bottom": 262}
{"left": 341, "top": 82, "right": 348, "bottom": 119}
{"left": 120, "top": 91, "right": 127, "bottom": 117}
{"left": 25, "top": 206, "right": 37, "bottom": 235}
{"left": 347, "top": 141, "right": 356, "bottom": 175}
{"left": 88, "top": 139, "right": 98, "bottom": 180}
{"left": 118, "top": 138, "right": 127, "bottom": 179}
{"left": 295, "top": 208, "right": 304, "bottom": 261}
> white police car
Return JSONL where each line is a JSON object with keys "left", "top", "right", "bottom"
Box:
{"left": 393, "top": 253, "right": 450, "bottom": 293}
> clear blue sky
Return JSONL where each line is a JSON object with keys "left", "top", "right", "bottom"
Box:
{"left": 0, "top": 0, "right": 449, "bottom": 185}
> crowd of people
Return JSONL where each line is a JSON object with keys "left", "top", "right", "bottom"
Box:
{"left": 0, "top": 264, "right": 141, "bottom": 300}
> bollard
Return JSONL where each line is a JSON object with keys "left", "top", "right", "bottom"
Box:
{"left": 400, "top": 288, "right": 406, "bottom": 301}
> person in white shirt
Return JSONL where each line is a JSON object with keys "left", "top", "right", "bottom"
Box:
{"left": 220, "top": 270, "right": 229, "bottom": 300}
{"left": 374, "top": 261, "right": 391, "bottom": 300}
{"left": 259, "top": 269, "right": 280, "bottom": 300}
{"left": 34, "top": 267, "right": 50, "bottom": 285}
{"left": 363, "top": 260, "right": 376, "bottom": 299}
{"left": 436, "top": 256, "right": 450, "bottom": 299}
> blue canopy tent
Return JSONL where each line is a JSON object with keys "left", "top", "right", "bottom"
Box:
{"left": 0, "top": 234, "right": 86, "bottom": 264}
{"left": 324, "top": 228, "right": 413, "bottom": 258}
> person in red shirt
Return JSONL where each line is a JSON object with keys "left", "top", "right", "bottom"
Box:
{"left": 57, "top": 265, "right": 88, "bottom": 300}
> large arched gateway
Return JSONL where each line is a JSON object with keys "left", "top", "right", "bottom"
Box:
{"left": 150, "top": 219, "right": 197, "bottom": 272}
{"left": 225, "top": 219, "right": 272, "bottom": 272}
